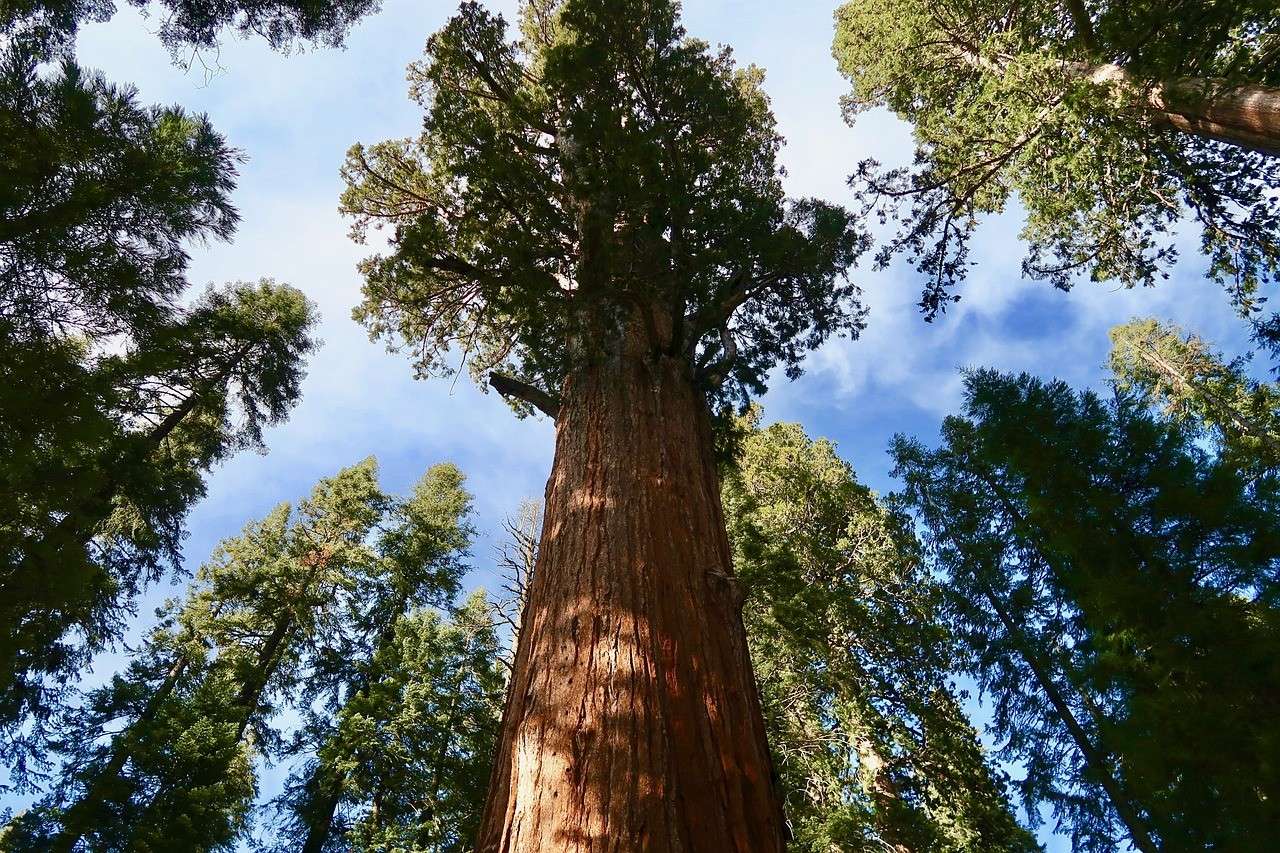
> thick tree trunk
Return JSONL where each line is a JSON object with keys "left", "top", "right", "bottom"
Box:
{"left": 476, "top": 340, "right": 786, "bottom": 851}
{"left": 1083, "top": 64, "right": 1280, "bottom": 156}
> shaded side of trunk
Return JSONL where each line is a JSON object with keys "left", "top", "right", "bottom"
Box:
{"left": 476, "top": 342, "right": 785, "bottom": 852}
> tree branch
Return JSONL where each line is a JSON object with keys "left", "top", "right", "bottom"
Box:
{"left": 488, "top": 372, "right": 561, "bottom": 419}
{"left": 1064, "top": 0, "right": 1098, "bottom": 53}
{"left": 697, "top": 324, "right": 739, "bottom": 390}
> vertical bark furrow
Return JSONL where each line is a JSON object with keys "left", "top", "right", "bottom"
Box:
{"left": 477, "top": 345, "right": 785, "bottom": 852}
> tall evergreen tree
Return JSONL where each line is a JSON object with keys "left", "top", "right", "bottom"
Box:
{"left": 0, "top": 39, "right": 315, "bottom": 752}
{"left": 279, "top": 594, "right": 504, "bottom": 853}
{"left": 893, "top": 369, "right": 1280, "bottom": 851}
{"left": 832, "top": 0, "right": 1280, "bottom": 332}
{"left": 1110, "top": 317, "right": 1280, "bottom": 474}
{"left": 2, "top": 459, "right": 387, "bottom": 852}
{"left": 341, "top": 1, "right": 866, "bottom": 848}
{"left": 0, "top": 279, "right": 317, "bottom": 769}
{"left": 272, "top": 463, "right": 487, "bottom": 853}
{"left": 723, "top": 417, "right": 1040, "bottom": 853}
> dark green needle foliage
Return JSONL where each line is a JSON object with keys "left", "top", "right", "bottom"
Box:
{"left": 833, "top": 0, "right": 1280, "bottom": 330}
{"left": 343, "top": 0, "right": 866, "bottom": 415}
{"left": 722, "top": 416, "right": 1039, "bottom": 853}
{"left": 893, "top": 369, "right": 1280, "bottom": 851}
{"left": 1110, "top": 317, "right": 1280, "bottom": 475}
{"left": 278, "top": 594, "right": 504, "bottom": 853}
{"left": 1, "top": 0, "right": 381, "bottom": 60}
{"left": 0, "top": 279, "right": 317, "bottom": 775}
{"left": 0, "top": 46, "right": 238, "bottom": 347}
{"left": 269, "top": 463, "right": 501, "bottom": 853}
{"left": 4, "top": 460, "right": 389, "bottom": 852}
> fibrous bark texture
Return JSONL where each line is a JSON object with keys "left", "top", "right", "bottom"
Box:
{"left": 477, "top": 341, "right": 786, "bottom": 852}
{"left": 1083, "top": 64, "right": 1280, "bottom": 156}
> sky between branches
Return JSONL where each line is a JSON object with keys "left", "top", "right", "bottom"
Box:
{"left": 14, "top": 1, "right": 1264, "bottom": 848}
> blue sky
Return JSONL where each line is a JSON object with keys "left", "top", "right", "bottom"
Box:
{"left": 11, "top": 0, "right": 1262, "bottom": 847}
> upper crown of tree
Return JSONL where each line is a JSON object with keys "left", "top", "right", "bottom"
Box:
{"left": 343, "top": 0, "right": 868, "bottom": 415}
{"left": 834, "top": 0, "right": 1280, "bottom": 327}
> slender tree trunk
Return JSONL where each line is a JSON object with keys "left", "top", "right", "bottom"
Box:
{"left": 476, "top": 327, "right": 786, "bottom": 852}
{"left": 234, "top": 611, "right": 294, "bottom": 744}
{"left": 300, "top": 603, "right": 408, "bottom": 853}
{"left": 980, "top": 584, "right": 1159, "bottom": 853}
{"left": 50, "top": 654, "right": 191, "bottom": 853}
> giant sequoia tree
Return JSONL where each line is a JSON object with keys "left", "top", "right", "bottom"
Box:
{"left": 342, "top": 0, "right": 866, "bottom": 848}
{"left": 833, "top": 0, "right": 1280, "bottom": 328}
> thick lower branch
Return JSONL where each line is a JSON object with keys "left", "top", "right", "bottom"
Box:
{"left": 488, "top": 372, "right": 561, "bottom": 419}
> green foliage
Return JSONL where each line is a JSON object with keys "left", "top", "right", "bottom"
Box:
{"left": 343, "top": 0, "right": 866, "bottom": 412}
{"left": 0, "top": 46, "right": 238, "bottom": 347}
{"left": 1, "top": 0, "right": 380, "bottom": 59}
{"left": 269, "top": 463, "right": 496, "bottom": 853}
{"left": 1110, "top": 317, "right": 1280, "bottom": 474}
{"left": 2, "top": 460, "right": 408, "bottom": 851}
{"left": 893, "top": 369, "right": 1280, "bottom": 850}
{"left": 833, "top": 0, "right": 1280, "bottom": 325}
{"left": 279, "top": 595, "right": 504, "bottom": 853}
{"left": 0, "top": 280, "right": 317, "bottom": 775}
{"left": 723, "top": 416, "right": 1039, "bottom": 852}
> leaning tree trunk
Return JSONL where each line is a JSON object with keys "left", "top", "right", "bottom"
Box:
{"left": 1082, "top": 64, "right": 1280, "bottom": 156}
{"left": 476, "top": 334, "right": 787, "bottom": 851}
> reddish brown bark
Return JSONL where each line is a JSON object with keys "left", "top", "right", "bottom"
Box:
{"left": 1084, "top": 65, "right": 1280, "bottom": 157}
{"left": 477, "top": 326, "right": 786, "bottom": 851}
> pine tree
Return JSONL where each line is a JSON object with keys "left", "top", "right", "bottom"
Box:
{"left": 0, "top": 280, "right": 317, "bottom": 769}
{"left": 833, "top": 0, "right": 1280, "bottom": 330}
{"left": 280, "top": 595, "right": 505, "bottom": 853}
{"left": 1110, "top": 317, "right": 1280, "bottom": 474}
{"left": 3, "top": 460, "right": 386, "bottom": 852}
{"left": 722, "top": 416, "right": 1040, "bottom": 853}
{"left": 272, "top": 463, "right": 487, "bottom": 853}
{"left": 1, "top": 25, "right": 320, "bottom": 749}
{"left": 893, "top": 369, "right": 1280, "bottom": 850}
{"left": 341, "top": 1, "right": 866, "bottom": 848}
